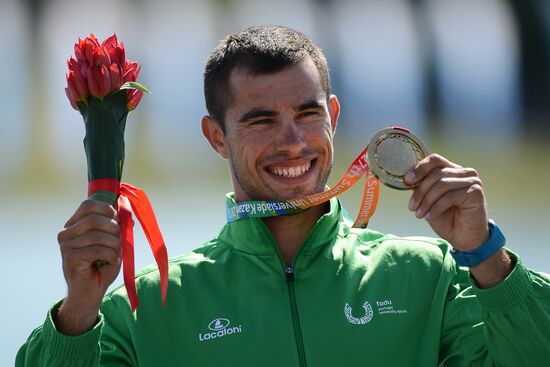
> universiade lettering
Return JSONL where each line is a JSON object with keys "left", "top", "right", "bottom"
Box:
{"left": 237, "top": 201, "right": 302, "bottom": 215}
{"left": 255, "top": 202, "right": 298, "bottom": 212}
{"left": 238, "top": 203, "right": 257, "bottom": 215}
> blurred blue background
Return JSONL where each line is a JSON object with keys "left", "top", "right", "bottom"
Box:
{"left": 1, "top": 0, "right": 549, "bottom": 363}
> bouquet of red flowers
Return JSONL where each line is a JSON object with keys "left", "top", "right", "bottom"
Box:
{"left": 65, "top": 34, "right": 167, "bottom": 311}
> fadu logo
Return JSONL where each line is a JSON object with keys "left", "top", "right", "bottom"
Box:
{"left": 344, "top": 301, "right": 374, "bottom": 324}
{"left": 199, "top": 317, "right": 243, "bottom": 342}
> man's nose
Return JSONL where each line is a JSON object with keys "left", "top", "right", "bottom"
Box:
{"left": 274, "top": 120, "right": 307, "bottom": 155}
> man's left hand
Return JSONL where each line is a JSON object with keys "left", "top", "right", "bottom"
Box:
{"left": 404, "top": 154, "right": 513, "bottom": 288}
{"left": 404, "top": 154, "right": 489, "bottom": 252}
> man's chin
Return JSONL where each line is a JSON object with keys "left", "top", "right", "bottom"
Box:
{"left": 265, "top": 186, "right": 325, "bottom": 202}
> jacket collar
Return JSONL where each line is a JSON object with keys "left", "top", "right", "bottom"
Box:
{"left": 218, "top": 193, "right": 349, "bottom": 259}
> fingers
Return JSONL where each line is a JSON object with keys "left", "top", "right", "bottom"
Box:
{"left": 417, "top": 183, "right": 484, "bottom": 220}
{"left": 404, "top": 154, "right": 461, "bottom": 186}
{"left": 57, "top": 201, "right": 123, "bottom": 315}
{"left": 405, "top": 154, "right": 485, "bottom": 218}
{"left": 59, "top": 213, "right": 120, "bottom": 244}
{"left": 58, "top": 199, "right": 121, "bottom": 272}
{"left": 62, "top": 245, "right": 121, "bottom": 273}
{"left": 65, "top": 199, "right": 117, "bottom": 227}
{"left": 59, "top": 199, "right": 120, "bottom": 248}
{"left": 60, "top": 229, "right": 121, "bottom": 254}
{"left": 408, "top": 168, "right": 483, "bottom": 218}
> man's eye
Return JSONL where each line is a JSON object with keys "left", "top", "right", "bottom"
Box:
{"left": 250, "top": 119, "right": 272, "bottom": 125}
{"left": 300, "top": 110, "right": 321, "bottom": 119}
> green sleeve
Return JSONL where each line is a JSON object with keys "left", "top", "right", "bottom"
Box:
{"left": 15, "top": 301, "right": 103, "bottom": 367}
{"left": 16, "top": 296, "right": 138, "bottom": 367}
{"left": 439, "top": 251, "right": 550, "bottom": 366}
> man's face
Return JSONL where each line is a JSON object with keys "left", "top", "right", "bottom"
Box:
{"left": 209, "top": 58, "right": 339, "bottom": 202}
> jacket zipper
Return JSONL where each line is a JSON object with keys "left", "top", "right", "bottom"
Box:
{"left": 285, "top": 266, "right": 307, "bottom": 367}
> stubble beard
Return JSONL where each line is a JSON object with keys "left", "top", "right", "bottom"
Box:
{"left": 230, "top": 155, "right": 333, "bottom": 202}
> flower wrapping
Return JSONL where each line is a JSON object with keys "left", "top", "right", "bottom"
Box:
{"left": 81, "top": 91, "right": 127, "bottom": 202}
{"left": 65, "top": 33, "right": 167, "bottom": 311}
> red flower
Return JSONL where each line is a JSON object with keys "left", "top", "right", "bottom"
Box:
{"left": 122, "top": 61, "right": 140, "bottom": 83}
{"left": 102, "top": 34, "right": 126, "bottom": 66}
{"left": 127, "top": 90, "right": 144, "bottom": 111}
{"left": 108, "top": 64, "right": 122, "bottom": 93}
{"left": 65, "top": 33, "right": 147, "bottom": 111}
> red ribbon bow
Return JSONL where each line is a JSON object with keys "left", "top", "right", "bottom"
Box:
{"left": 88, "top": 179, "right": 168, "bottom": 311}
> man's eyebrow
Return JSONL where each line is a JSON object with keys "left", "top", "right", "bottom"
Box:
{"left": 238, "top": 108, "right": 278, "bottom": 123}
{"left": 295, "top": 99, "right": 325, "bottom": 112}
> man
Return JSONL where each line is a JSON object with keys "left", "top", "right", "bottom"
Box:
{"left": 17, "top": 26, "right": 550, "bottom": 366}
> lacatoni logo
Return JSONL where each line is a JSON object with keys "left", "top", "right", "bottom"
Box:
{"left": 198, "top": 318, "right": 243, "bottom": 342}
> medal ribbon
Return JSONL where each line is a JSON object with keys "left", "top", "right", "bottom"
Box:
{"left": 88, "top": 179, "right": 168, "bottom": 311}
{"left": 227, "top": 147, "right": 380, "bottom": 228}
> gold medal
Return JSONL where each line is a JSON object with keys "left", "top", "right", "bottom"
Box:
{"left": 367, "top": 126, "right": 429, "bottom": 190}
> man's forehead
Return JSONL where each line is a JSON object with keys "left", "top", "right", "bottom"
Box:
{"left": 226, "top": 59, "right": 326, "bottom": 108}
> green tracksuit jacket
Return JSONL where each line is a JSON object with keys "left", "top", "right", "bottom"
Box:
{"left": 16, "top": 197, "right": 550, "bottom": 366}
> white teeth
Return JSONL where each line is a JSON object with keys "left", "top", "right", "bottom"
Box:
{"left": 270, "top": 162, "right": 311, "bottom": 178}
{"left": 289, "top": 167, "right": 297, "bottom": 177}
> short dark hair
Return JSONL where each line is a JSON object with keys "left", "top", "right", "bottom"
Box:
{"left": 204, "top": 25, "right": 331, "bottom": 132}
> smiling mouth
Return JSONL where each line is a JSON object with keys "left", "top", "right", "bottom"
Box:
{"left": 268, "top": 161, "right": 312, "bottom": 178}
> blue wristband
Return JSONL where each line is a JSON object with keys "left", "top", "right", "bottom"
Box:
{"left": 450, "top": 220, "right": 506, "bottom": 267}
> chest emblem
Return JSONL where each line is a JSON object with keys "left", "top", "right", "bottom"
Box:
{"left": 344, "top": 301, "right": 374, "bottom": 324}
{"left": 199, "top": 317, "right": 243, "bottom": 342}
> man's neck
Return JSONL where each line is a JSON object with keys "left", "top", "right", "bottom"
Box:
{"left": 262, "top": 202, "right": 329, "bottom": 266}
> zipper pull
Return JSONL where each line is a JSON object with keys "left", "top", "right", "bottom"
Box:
{"left": 285, "top": 266, "right": 295, "bottom": 282}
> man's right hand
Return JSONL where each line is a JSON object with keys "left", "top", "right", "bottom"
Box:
{"left": 55, "top": 200, "right": 121, "bottom": 335}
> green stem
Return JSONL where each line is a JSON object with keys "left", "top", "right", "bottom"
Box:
{"left": 89, "top": 190, "right": 117, "bottom": 268}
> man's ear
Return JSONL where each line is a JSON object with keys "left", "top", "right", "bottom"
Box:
{"left": 201, "top": 115, "right": 229, "bottom": 159}
{"left": 328, "top": 94, "right": 340, "bottom": 135}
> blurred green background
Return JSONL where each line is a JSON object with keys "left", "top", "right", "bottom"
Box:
{"left": 1, "top": 0, "right": 550, "bottom": 364}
